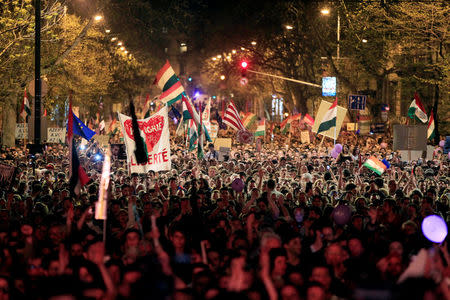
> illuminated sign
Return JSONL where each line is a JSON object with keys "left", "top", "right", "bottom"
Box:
{"left": 322, "top": 77, "right": 336, "bottom": 97}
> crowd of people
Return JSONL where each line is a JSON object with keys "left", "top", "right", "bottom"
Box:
{"left": 0, "top": 132, "right": 449, "bottom": 300}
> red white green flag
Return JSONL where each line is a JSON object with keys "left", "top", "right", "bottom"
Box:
{"left": 408, "top": 92, "right": 427, "bottom": 123}
{"left": 427, "top": 111, "right": 435, "bottom": 140}
{"left": 317, "top": 99, "right": 337, "bottom": 135}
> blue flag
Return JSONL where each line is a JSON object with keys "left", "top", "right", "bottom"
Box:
{"left": 67, "top": 112, "right": 96, "bottom": 141}
{"left": 381, "top": 158, "right": 391, "bottom": 169}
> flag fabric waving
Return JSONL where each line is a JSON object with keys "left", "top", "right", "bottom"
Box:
{"left": 408, "top": 92, "right": 427, "bottom": 123}
{"left": 20, "top": 89, "right": 31, "bottom": 121}
{"left": 363, "top": 156, "right": 388, "bottom": 175}
{"left": 187, "top": 119, "right": 198, "bottom": 151}
{"left": 154, "top": 60, "right": 185, "bottom": 106}
{"left": 317, "top": 99, "right": 337, "bottom": 135}
{"left": 242, "top": 112, "right": 257, "bottom": 129}
{"left": 181, "top": 95, "right": 211, "bottom": 142}
{"left": 254, "top": 119, "right": 266, "bottom": 137}
{"left": 303, "top": 114, "right": 315, "bottom": 126}
{"left": 427, "top": 111, "right": 435, "bottom": 140}
{"left": 223, "top": 101, "right": 245, "bottom": 131}
{"left": 67, "top": 111, "right": 96, "bottom": 141}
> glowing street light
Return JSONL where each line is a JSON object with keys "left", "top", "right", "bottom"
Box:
{"left": 117, "top": 41, "right": 123, "bottom": 46}
{"left": 320, "top": 8, "right": 330, "bottom": 15}
{"left": 232, "top": 49, "right": 236, "bottom": 54}
{"left": 251, "top": 41, "right": 257, "bottom": 45}
{"left": 111, "top": 37, "right": 117, "bottom": 42}
{"left": 212, "top": 57, "right": 217, "bottom": 61}
{"left": 105, "top": 29, "right": 111, "bottom": 33}
{"left": 94, "top": 15, "right": 103, "bottom": 21}
{"left": 220, "top": 75, "right": 226, "bottom": 80}
{"left": 124, "top": 50, "right": 128, "bottom": 54}
{"left": 285, "top": 25, "right": 293, "bottom": 30}
{"left": 120, "top": 46, "right": 125, "bottom": 51}
{"left": 362, "top": 39, "right": 368, "bottom": 43}
{"left": 217, "top": 54, "right": 222, "bottom": 58}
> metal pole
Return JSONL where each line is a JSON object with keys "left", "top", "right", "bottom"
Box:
{"left": 246, "top": 69, "right": 322, "bottom": 88}
{"left": 337, "top": 11, "right": 340, "bottom": 60}
{"left": 34, "top": 0, "right": 42, "bottom": 149}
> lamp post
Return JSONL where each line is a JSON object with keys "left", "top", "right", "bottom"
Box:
{"left": 34, "top": 0, "right": 42, "bottom": 153}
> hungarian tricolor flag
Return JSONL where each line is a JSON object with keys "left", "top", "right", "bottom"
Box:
{"left": 303, "top": 114, "right": 315, "bottom": 127}
{"left": 20, "top": 89, "right": 31, "bottom": 121}
{"left": 154, "top": 60, "right": 185, "bottom": 106}
{"left": 242, "top": 112, "right": 257, "bottom": 129}
{"left": 254, "top": 119, "right": 265, "bottom": 137}
{"left": 408, "top": 92, "right": 427, "bottom": 123}
{"left": 427, "top": 111, "right": 435, "bottom": 140}
{"left": 363, "top": 156, "right": 388, "bottom": 175}
{"left": 317, "top": 99, "right": 337, "bottom": 135}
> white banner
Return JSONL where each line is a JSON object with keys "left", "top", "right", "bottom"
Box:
{"left": 118, "top": 106, "right": 171, "bottom": 173}
{"left": 15, "top": 123, "right": 28, "bottom": 140}
{"left": 47, "top": 128, "right": 65, "bottom": 143}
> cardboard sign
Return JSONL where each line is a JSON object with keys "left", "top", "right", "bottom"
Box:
{"left": 15, "top": 123, "right": 28, "bottom": 140}
{"left": 312, "top": 100, "right": 347, "bottom": 139}
{"left": 300, "top": 131, "right": 310, "bottom": 144}
{"left": 214, "top": 138, "right": 232, "bottom": 150}
{"left": 95, "top": 134, "right": 110, "bottom": 148}
{"left": 47, "top": 128, "right": 65, "bottom": 143}
{"left": 119, "top": 106, "right": 171, "bottom": 173}
{"left": 399, "top": 150, "right": 423, "bottom": 162}
{"left": 347, "top": 123, "right": 358, "bottom": 131}
{"left": 393, "top": 125, "right": 427, "bottom": 151}
{"left": 0, "top": 163, "right": 16, "bottom": 188}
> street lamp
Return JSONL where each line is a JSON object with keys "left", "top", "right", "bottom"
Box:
{"left": 220, "top": 75, "right": 226, "bottom": 80}
{"left": 362, "top": 39, "right": 368, "bottom": 43}
{"left": 105, "top": 29, "right": 110, "bottom": 33}
{"left": 94, "top": 15, "right": 103, "bottom": 21}
{"left": 117, "top": 41, "right": 123, "bottom": 46}
{"left": 111, "top": 37, "right": 117, "bottom": 42}
{"left": 320, "top": 8, "right": 330, "bottom": 15}
{"left": 285, "top": 25, "right": 293, "bottom": 30}
{"left": 251, "top": 41, "right": 257, "bottom": 46}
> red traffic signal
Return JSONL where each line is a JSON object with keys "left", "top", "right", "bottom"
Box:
{"left": 240, "top": 61, "right": 248, "bottom": 69}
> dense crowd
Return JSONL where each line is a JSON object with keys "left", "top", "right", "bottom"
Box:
{"left": 0, "top": 134, "right": 449, "bottom": 300}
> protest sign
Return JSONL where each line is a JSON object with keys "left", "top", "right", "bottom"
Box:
{"left": 393, "top": 125, "right": 427, "bottom": 151}
{"left": 0, "top": 163, "right": 16, "bottom": 188}
{"left": 312, "top": 100, "right": 347, "bottom": 139}
{"left": 347, "top": 123, "right": 358, "bottom": 131}
{"left": 119, "top": 106, "right": 171, "bottom": 173}
{"left": 300, "top": 131, "right": 310, "bottom": 144}
{"left": 218, "top": 147, "right": 230, "bottom": 161}
{"left": 214, "top": 138, "right": 232, "bottom": 150}
{"left": 95, "top": 135, "right": 110, "bottom": 148}
{"left": 47, "top": 128, "right": 65, "bottom": 143}
{"left": 15, "top": 123, "right": 28, "bottom": 140}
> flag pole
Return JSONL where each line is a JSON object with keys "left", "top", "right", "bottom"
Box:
{"left": 334, "top": 95, "right": 337, "bottom": 146}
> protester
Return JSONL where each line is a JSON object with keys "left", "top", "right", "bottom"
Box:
{"left": 0, "top": 131, "right": 449, "bottom": 300}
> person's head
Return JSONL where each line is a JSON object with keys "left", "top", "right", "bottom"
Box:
{"left": 170, "top": 226, "right": 187, "bottom": 251}
{"left": 0, "top": 276, "right": 10, "bottom": 300}
{"left": 306, "top": 282, "right": 327, "bottom": 300}
{"left": 280, "top": 284, "right": 301, "bottom": 300}
{"left": 283, "top": 233, "right": 302, "bottom": 257}
{"left": 388, "top": 241, "right": 403, "bottom": 257}
{"left": 324, "top": 243, "right": 345, "bottom": 267}
{"left": 309, "top": 265, "right": 332, "bottom": 290}
{"left": 124, "top": 229, "right": 141, "bottom": 249}
{"left": 269, "top": 248, "right": 287, "bottom": 277}
{"left": 208, "top": 143, "right": 215, "bottom": 151}
{"left": 347, "top": 237, "right": 364, "bottom": 258}
{"left": 260, "top": 232, "right": 282, "bottom": 253}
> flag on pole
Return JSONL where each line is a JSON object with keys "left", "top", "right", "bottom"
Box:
{"left": 20, "top": 89, "right": 31, "bottom": 121}
{"left": 223, "top": 101, "right": 245, "bottom": 131}
{"left": 188, "top": 121, "right": 198, "bottom": 151}
{"left": 363, "top": 156, "right": 388, "bottom": 175}
{"left": 303, "top": 114, "right": 315, "bottom": 126}
{"left": 95, "top": 153, "right": 110, "bottom": 220}
{"left": 254, "top": 119, "right": 266, "bottom": 137}
{"left": 67, "top": 97, "right": 90, "bottom": 197}
{"left": 181, "top": 95, "right": 211, "bottom": 141}
{"left": 242, "top": 112, "right": 257, "bottom": 129}
{"left": 427, "top": 111, "right": 435, "bottom": 140}
{"left": 154, "top": 60, "right": 185, "bottom": 106}
{"left": 407, "top": 92, "right": 427, "bottom": 123}
{"left": 198, "top": 103, "right": 204, "bottom": 159}
{"left": 67, "top": 111, "right": 96, "bottom": 141}
{"left": 317, "top": 99, "right": 337, "bottom": 135}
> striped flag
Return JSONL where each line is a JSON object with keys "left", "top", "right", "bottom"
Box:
{"left": 242, "top": 112, "right": 257, "bottom": 129}
{"left": 154, "top": 60, "right": 185, "bottom": 106}
{"left": 187, "top": 119, "right": 198, "bottom": 151}
{"left": 317, "top": 99, "right": 337, "bottom": 135}
{"left": 408, "top": 92, "right": 427, "bottom": 123}
{"left": 303, "top": 114, "right": 315, "bottom": 126}
{"left": 20, "top": 89, "right": 31, "bottom": 121}
{"left": 223, "top": 101, "right": 245, "bottom": 131}
{"left": 363, "top": 156, "right": 388, "bottom": 175}
{"left": 427, "top": 111, "right": 435, "bottom": 140}
{"left": 181, "top": 95, "right": 211, "bottom": 142}
{"left": 254, "top": 119, "right": 265, "bottom": 137}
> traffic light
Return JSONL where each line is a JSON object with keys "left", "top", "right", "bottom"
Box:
{"left": 240, "top": 61, "right": 248, "bottom": 77}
